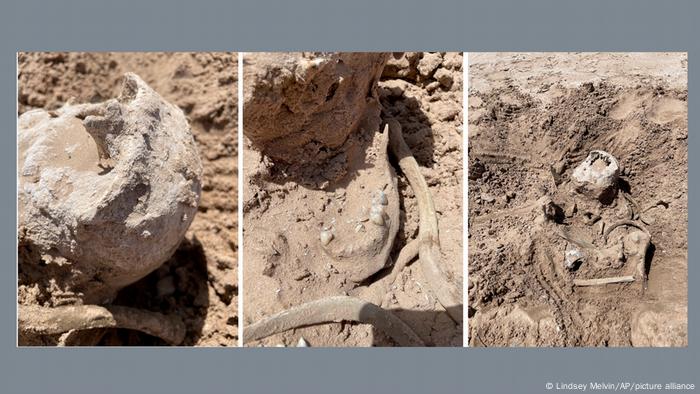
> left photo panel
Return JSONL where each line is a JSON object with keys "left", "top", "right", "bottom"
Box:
{"left": 17, "top": 52, "right": 238, "bottom": 346}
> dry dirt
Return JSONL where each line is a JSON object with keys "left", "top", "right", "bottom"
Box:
{"left": 243, "top": 52, "right": 463, "bottom": 347}
{"left": 468, "top": 53, "right": 687, "bottom": 347}
{"left": 18, "top": 52, "right": 237, "bottom": 346}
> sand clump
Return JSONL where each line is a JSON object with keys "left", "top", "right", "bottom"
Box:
{"left": 244, "top": 53, "right": 387, "bottom": 164}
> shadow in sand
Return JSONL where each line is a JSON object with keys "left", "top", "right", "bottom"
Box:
{"left": 379, "top": 89, "right": 440, "bottom": 264}
{"left": 367, "top": 306, "right": 463, "bottom": 347}
{"left": 254, "top": 111, "right": 384, "bottom": 193}
{"left": 102, "top": 236, "right": 210, "bottom": 346}
{"left": 644, "top": 242, "right": 656, "bottom": 279}
{"left": 381, "top": 95, "right": 436, "bottom": 168}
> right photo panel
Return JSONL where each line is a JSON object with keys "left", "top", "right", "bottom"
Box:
{"left": 468, "top": 53, "right": 688, "bottom": 347}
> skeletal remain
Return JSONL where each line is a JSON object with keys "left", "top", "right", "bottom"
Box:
{"left": 243, "top": 296, "right": 424, "bottom": 346}
{"left": 18, "top": 73, "right": 201, "bottom": 344}
{"left": 373, "top": 190, "right": 388, "bottom": 206}
{"left": 572, "top": 150, "right": 620, "bottom": 203}
{"left": 604, "top": 220, "right": 650, "bottom": 243}
{"left": 573, "top": 276, "right": 635, "bottom": 286}
{"left": 19, "top": 73, "right": 202, "bottom": 303}
{"left": 318, "top": 127, "right": 399, "bottom": 283}
{"left": 350, "top": 239, "right": 422, "bottom": 306}
{"left": 565, "top": 246, "right": 585, "bottom": 270}
{"left": 19, "top": 304, "right": 186, "bottom": 345}
{"left": 244, "top": 121, "right": 463, "bottom": 344}
{"left": 370, "top": 204, "right": 386, "bottom": 226}
{"left": 387, "top": 119, "right": 463, "bottom": 323}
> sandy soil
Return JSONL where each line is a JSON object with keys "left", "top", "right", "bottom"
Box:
{"left": 243, "top": 52, "right": 463, "bottom": 347}
{"left": 468, "top": 53, "right": 687, "bottom": 347}
{"left": 18, "top": 52, "right": 237, "bottom": 346}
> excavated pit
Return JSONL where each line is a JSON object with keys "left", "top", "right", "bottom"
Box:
{"left": 468, "top": 53, "right": 687, "bottom": 347}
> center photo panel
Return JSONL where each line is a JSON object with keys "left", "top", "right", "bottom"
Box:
{"left": 241, "top": 52, "right": 464, "bottom": 347}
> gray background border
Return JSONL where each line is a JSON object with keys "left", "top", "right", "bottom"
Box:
{"left": 1, "top": 1, "right": 695, "bottom": 393}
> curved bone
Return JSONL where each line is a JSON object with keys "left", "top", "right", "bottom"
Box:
{"left": 19, "top": 304, "right": 186, "bottom": 345}
{"left": 318, "top": 126, "right": 400, "bottom": 282}
{"left": 244, "top": 296, "right": 424, "bottom": 346}
{"left": 387, "top": 119, "right": 463, "bottom": 323}
{"left": 604, "top": 220, "right": 650, "bottom": 243}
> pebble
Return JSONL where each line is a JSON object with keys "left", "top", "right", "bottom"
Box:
{"left": 640, "top": 213, "right": 655, "bottom": 225}
{"left": 320, "top": 229, "right": 333, "bottom": 245}
{"left": 434, "top": 68, "right": 454, "bottom": 89}
{"left": 417, "top": 53, "right": 442, "bottom": 78}
{"left": 481, "top": 193, "right": 495, "bottom": 203}
{"left": 426, "top": 81, "right": 441, "bottom": 93}
{"left": 441, "top": 52, "right": 462, "bottom": 70}
{"left": 629, "top": 232, "right": 641, "bottom": 243}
